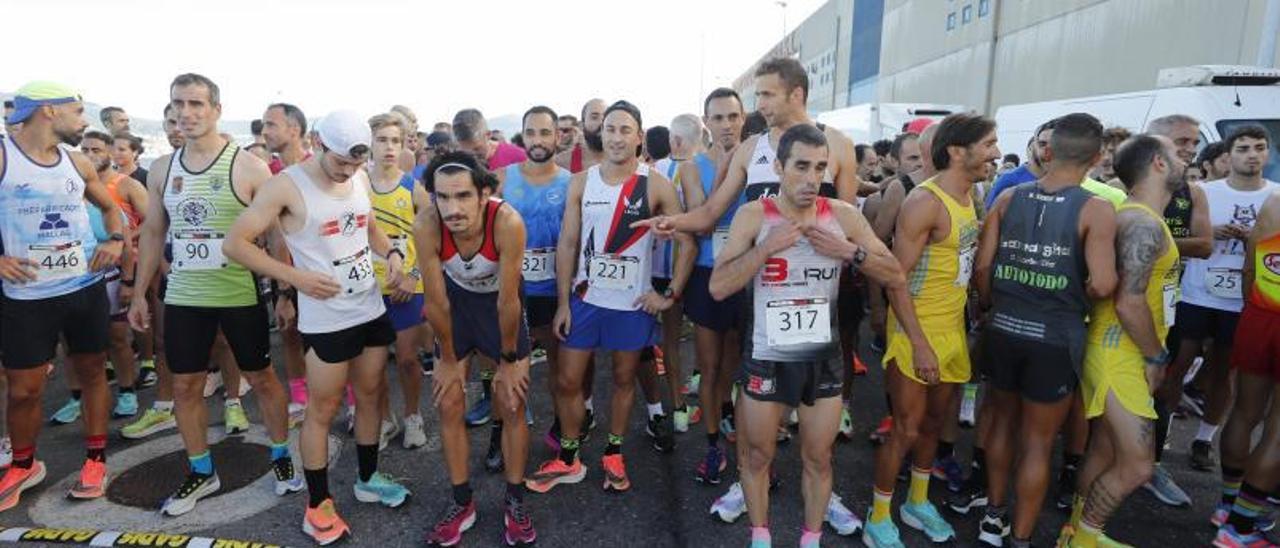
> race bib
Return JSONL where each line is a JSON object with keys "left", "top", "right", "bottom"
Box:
{"left": 172, "top": 232, "right": 227, "bottom": 271}
{"left": 765, "top": 298, "right": 832, "bottom": 346}
{"left": 1162, "top": 283, "right": 1178, "bottom": 328}
{"left": 522, "top": 248, "right": 556, "bottom": 282}
{"left": 28, "top": 240, "right": 87, "bottom": 281}
{"left": 334, "top": 248, "right": 376, "bottom": 294}
{"left": 588, "top": 254, "right": 640, "bottom": 291}
{"left": 1206, "top": 267, "right": 1242, "bottom": 300}
{"left": 955, "top": 245, "right": 976, "bottom": 287}
{"left": 712, "top": 228, "right": 730, "bottom": 259}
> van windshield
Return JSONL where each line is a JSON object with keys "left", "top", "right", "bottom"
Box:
{"left": 1216, "top": 119, "right": 1280, "bottom": 182}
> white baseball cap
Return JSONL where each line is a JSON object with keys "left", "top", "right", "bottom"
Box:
{"left": 317, "top": 110, "right": 371, "bottom": 158}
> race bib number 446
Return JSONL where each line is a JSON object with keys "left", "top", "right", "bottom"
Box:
{"left": 29, "top": 241, "right": 87, "bottom": 281}
{"left": 334, "top": 248, "right": 376, "bottom": 294}
{"left": 765, "top": 298, "right": 831, "bottom": 346}
{"left": 588, "top": 254, "right": 640, "bottom": 291}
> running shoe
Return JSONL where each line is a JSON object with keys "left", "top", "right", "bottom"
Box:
{"left": 525, "top": 459, "right": 586, "bottom": 493}
{"left": 379, "top": 417, "right": 401, "bottom": 451}
{"left": 1143, "top": 463, "right": 1192, "bottom": 507}
{"left": 465, "top": 396, "right": 492, "bottom": 427}
{"left": 696, "top": 445, "right": 727, "bottom": 484}
{"left": 683, "top": 371, "right": 700, "bottom": 396}
{"left": 869, "top": 415, "right": 892, "bottom": 445}
{"left": 161, "top": 472, "right": 220, "bottom": 516}
{"left": 67, "top": 459, "right": 107, "bottom": 499}
{"left": 403, "top": 414, "right": 428, "bottom": 449}
{"left": 485, "top": 436, "right": 504, "bottom": 473}
{"left": 720, "top": 417, "right": 737, "bottom": 444}
{"left": 425, "top": 500, "right": 475, "bottom": 546}
{"left": 870, "top": 335, "right": 886, "bottom": 354}
{"left": 852, "top": 354, "right": 869, "bottom": 376}
{"left": 1213, "top": 523, "right": 1279, "bottom": 548}
{"left": 862, "top": 518, "right": 906, "bottom": 548}
{"left": 51, "top": 399, "right": 81, "bottom": 425}
{"left": 946, "top": 483, "right": 989, "bottom": 515}
{"left": 787, "top": 409, "right": 799, "bottom": 427}
{"left": 776, "top": 425, "right": 793, "bottom": 444}
{"left": 602, "top": 454, "right": 631, "bottom": 492}
{"left": 302, "top": 498, "right": 350, "bottom": 546}
{"left": 1055, "top": 466, "right": 1078, "bottom": 510}
{"left": 224, "top": 402, "right": 250, "bottom": 435}
{"left": 0, "top": 461, "right": 46, "bottom": 512}
{"left": 900, "top": 501, "right": 956, "bottom": 542}
{"left": 584, "top": 408, "right": 598, "bottom": 436}
{"left": 136, "top": 362, "right": 158, "bottom": 388}
{"left": 959, "top": 383, "right": 978, "bottom": 428}
{"left": 647, "top": 414, "right": 675, "bottom": 453}
{"left": 0, "top": 438, "right": 11, "bottom": 469}
{"left": 933, "top": 455, "right": 965, "bottom": 493}
{"left": 673, "top": 406, "right": 694, "bottom": 433}
{"left": 710, "top": 482, "right": 746, "bottom": 523}
{"left": 203, "top": 374, "right": 223, "bottom": 398}
{"left": 838, "top": 408, "right": 855, "bottom": 440}
{"left": 353, "top": 471, "right": 410, "bottom": 507}
{"left": 503, "top": 496, "right": 537, "bottom": 546}
{"left": 419, "top": 350, "right": 436, "bottom": 376}
{"left": 1182, "top": 384, "right": 1207, "bottom": 418}
{"left": 652, "top": 345, "right": 666, "bottom": 376}
{"left": 977, "top": 507, "right": 1010, "bottom": 547}
{"left": 1192, "top": 440, "right": 1218, "bottom": 471}
{"left": 826, "top": 493, "right": 864, "bottom": 536}
{"left": 113, "top": 392, "right": 138, "bottom": 418}
{"left": 106, "top": 361, "right": 117, "bottom": 385}
{"left": 530, "top": 347, "right": 547, "bottom": 365}
{"left": 272, "top": 457, "right": 304, "bottom": 496}
{"left": 121, "top": 407, "right": 176, "bottom": 439}
{"left": 1213, "top": 503, "right": 1232, "bottom": 528}
{"left": 287, "top": 402, "right": 307, "bottom": 430}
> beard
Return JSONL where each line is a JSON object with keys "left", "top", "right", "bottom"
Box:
{"left": 527, "top": 144, "right": 553, "bottom": 163}
{"left": 583, "top": 127, "right": 603, "bottom": 152}
{"left": 94, "top": 157, "right": 111, "bottom": 173}
{"left": 57, "top": 127, "right": 84, "bottom": 147}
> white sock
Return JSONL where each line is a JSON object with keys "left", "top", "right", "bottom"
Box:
{"left": 1196, "top": 421, "right": 1218, "bottom": 443}
{"left": 225, "top": 398, "right": 242, "bottom": 408}
{"left": 584, "top": 397, "right": 594, "bottom": 413}
{"left": 647, "top": 403, "right": 664, "bottom": 419}
{"left": 154, "top": 400, "right": 174, "bottom": 412}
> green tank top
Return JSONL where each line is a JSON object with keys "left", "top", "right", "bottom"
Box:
{"left": 162, "top": 143, "right": 258, "bottom": 307}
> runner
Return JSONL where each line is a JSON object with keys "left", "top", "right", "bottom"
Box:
{"left": 525, "top": 100, "right": 694, "bottom": 494}
{"left": 224, "top": 110, "right": 411, "bottom": 544}
{"left": 0, "top": 81, "right": 125, "bottom": 510}
{"left": 555, "top": 98, "right": 606, "bottom": 173}
{"left": 414, "top": 149, "right": 537, "bottom": 547}
{"left": 1062, "top": 133, "right": 1183, "bottom": 547}
{"left": 973, "top": 113, "right": 1118, "bottom": 547}
{"left": 367, "top": 112, "right": 432, "bottom": 449}
{"left": 1212, "top": 187, "right": 1280, "bottom": 547}
{"left": 708, "top": 123, "right": 910, "bottom": 547}
{"left": 111, "top": 132, "right": 148, "bottom": 189}
{"left": 495, "top": 106, "right": 574, "bottom": 462}
{"left": 126, "top": 74, "right": 301, "bottom": 517}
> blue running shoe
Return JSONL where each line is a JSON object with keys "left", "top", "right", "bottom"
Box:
{"left": 900, "top": 501, "right": 956, "bottom": 542}
{"left": 353, "top": 472, "right": 410, "bottom": 507}
{"left": 862, "top": 518, "right": 906, "bottom": 548}
{"left": 465, "top": 396, "right": 491, "bottom": 427}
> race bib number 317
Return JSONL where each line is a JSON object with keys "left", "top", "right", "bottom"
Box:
{"left": 765, "top": 298, "right": 831, "bottom": 346}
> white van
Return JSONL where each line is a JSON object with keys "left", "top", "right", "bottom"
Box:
{"left": 994, "top": 65, "right": 1280, "bottom": 181}
{"left": 817, "top": 102, "right": 967, "bottom": 145}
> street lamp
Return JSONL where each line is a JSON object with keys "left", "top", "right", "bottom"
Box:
{"left": 776, "top": 0, "right": 788, "bottom": 44}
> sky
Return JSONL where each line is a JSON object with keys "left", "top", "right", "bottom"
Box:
{"left": 4, "top": 0, "right": 823, "bottom": 131}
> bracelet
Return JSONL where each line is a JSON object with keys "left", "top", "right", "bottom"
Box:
{"left": 386, "top": 248, "right": 406, "bottom": 262}
{"left": 1143, "top": 349, "right": 1171, "bottom": 367}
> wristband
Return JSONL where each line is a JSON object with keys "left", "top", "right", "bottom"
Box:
{"left": 501, "top": 351, "right": 521, "bottom": 364}
{"left": 1143, "top": 349, "right": 1171, "bottom": 367}
{"left": 850, "top": 247, "right": 867, "bottom": 267}
{"left": 661, "top": 287, "right": 681, "bottom": 302}
{"left": 108, "top": 232, "right": 126, "bottom": 242}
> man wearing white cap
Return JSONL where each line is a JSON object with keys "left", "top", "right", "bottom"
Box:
{"left": 0, "top": 80, "right": 124, "bottom": 510}
{"left": 225, "top": 109, "right": 412, "bottom": 545}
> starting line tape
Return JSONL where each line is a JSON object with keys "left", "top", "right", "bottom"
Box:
{"left": 0, "top": 527, "right": 283, "bottom": 548}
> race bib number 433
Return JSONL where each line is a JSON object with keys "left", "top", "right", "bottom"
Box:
{"left": 765, "top": 298, "right": 831, "bottom": 346}
{"left": 334, "top": 248, "right": 376, "bottom": 294}
{"left": 588, "top": 254, "right": 639, "bottom": 291}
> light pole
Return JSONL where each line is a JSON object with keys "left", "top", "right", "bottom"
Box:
{"left": 776, "top": 0, "right": 788, "bottom": 46}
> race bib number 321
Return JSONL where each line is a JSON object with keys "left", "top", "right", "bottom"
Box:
{"left": 522, "top": 248, "right": 556, "bottom": 282}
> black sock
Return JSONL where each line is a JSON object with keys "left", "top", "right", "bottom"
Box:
{"left": 707, "top": 433, "right": 718, "bottom": 447}
{"left": 452, "top": 481, "right": 473, "bottom": 506}
{"left": 605, "top": 442, "right": 622, "bottom": 456}
{"left": 489, "top": 421, "right": 504, "bottom": 446}
{"left": 71, "top": 389, "right": 82, "bottom": 401}
{"left": 305, "top": 467, "right": 329, "bottom": 508}
{"left": 356, "top": 444, "right": 378, "bottom": 483}
{"left": 87, "top": 447, "right": 106, "bottom": 463}
{"left": 482, "top": 379, "right": 492, "bottom": 400}
{"left": 1223, "top": 466, "right": 1246, "bottom": 506}
{"left": 972, "top": 447, "right": 987, "bottom": 488}
{"left": 721, "top": 402, "right": 734, "bottom": 421}
{"left": 506, "top": 481, "right": 524, "bottom": 503}
{"left": 559, "top": 437, "right": 580, "bottom": 465}
{"left": 119, "top": 385, "right": 135, "bottom": 394}
{"left": 938, "top": 441, "right": 954, "bottom": 459}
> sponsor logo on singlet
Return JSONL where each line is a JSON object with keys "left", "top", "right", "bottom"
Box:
{"left": 1265, "top": 253, "right": 1280, "bottom": 276}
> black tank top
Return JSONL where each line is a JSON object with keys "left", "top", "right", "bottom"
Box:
{"left": 1162, "top": 183, "right": 1193, "bottom": 239}
{"left": 989, "top": 182, "right": 1092, "bottom": 368}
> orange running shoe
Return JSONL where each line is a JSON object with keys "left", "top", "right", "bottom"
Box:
{"left": 602, "top": 454, "right": 631, "bottom": 492}
{"left": 0, "top": 461, "right": 46, "bottom": 512}
{"left": 869, "top": 415, "right": 893, "bottom": 445}
{"left": 852, "top": 355, "right": 868, "bottom": 376}
{"left": 525, "top": 459, "right": 586, "bottom": 494}
{"left": 67, "top": 459, "right": 107, "bottom": 499}
{"left": 302, "top": 498, "right": 351, "bottom": 546}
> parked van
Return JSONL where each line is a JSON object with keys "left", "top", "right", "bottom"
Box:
{"left": 995, "top": 65, "right": 1280, "bottom": 181}
{"left": 817, "top": 102, "right": 966, "bottom": 145}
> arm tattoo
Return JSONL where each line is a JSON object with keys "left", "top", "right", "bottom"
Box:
{"left": 1117, "top": 214, "right": 1165, "bottom": 295}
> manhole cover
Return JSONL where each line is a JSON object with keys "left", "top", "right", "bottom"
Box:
{"left": 106, "top": 437, "right": 270, "bottom": 509}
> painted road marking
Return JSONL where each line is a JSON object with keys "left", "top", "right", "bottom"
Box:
{"left": 0, "top": 527, "right": 282, "bottom": 547}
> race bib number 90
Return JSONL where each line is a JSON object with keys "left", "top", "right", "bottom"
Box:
{"left": 522, "top": 248, "right": 556, "bottom": 282}
{"left": 29, "top": 241, "right": 87, "bottom": 281}
{"left": 172, "top": 232, "right": 227, "bottom": 272}
{"left": 334, "top": 248, "right": 376, "bottom": 294}
{"left": 765, "top": 298, "right": 832, "bottom": 346}
{"left": 1206, "top": 267, "right": 1242, "bottom": 300}
{"left": 588, "top": 254, "right": 639, "bottom": 291}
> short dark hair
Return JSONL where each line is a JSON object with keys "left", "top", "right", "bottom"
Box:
{"left": 113, "top": 132, "right": 144, "bottom": 155}
{"left": 1003, "top": 153, "right": 1020, "bottom": 165}
{"left": 557, "top": 114, "right": 578, "bottom": 125}
{"left": 777, "top": 124, "right": 827, "bottom": 166}
{"left": 99, "top": 106, "right": 124, "bottom": 126}
{"left": 1226, "top": 124, "right": 1271, "bottom": 150}
{"left": 1102, "top": 126, "right": 1132, "bottom": 148}
{"left": 872, "top": 139, "right": 893, "bottom": 158}
{"left": 603, "top": 100, "right": 643, "bottom": 129}
{"left": 250, "top": 119, "right": 263, "bottom": 136}
{"left": 1114, "top": 134, "right": 1170, "bottom": 190}
{"left": 423, "top": 150, "right": 494, "bottom": 194}
{"left": 645, "top": 126, "right": 671, "bottom": 161}
{"left": 452, "top": 109, "right": 487, "bottom": 143}
{"left": 742, "top": 111, "right": 767, "bottom": 141}
{"left": 245, "top": 142, "right": 267, "bottom": 153}
{"left": 855, "top": 143, "right": 871, "bottom": 163}
{"left": 82, "top": 130, "right": 114, "bottom": 146}
{"left": 1195, "top": 141, "right": 1228, "bottom": 169}
{"left": 170, "top": 73, "right": 220, "bottom": 106}
{"left": 703, "top": 87, "right": 743, "bottom": 116}
{"left": 890, "top": 133, "right": 919, "bottom": 161}
{"left": 267, "top": 103, "right": 307, "bottom": 139}
{"left": 522, "top": 106, "right": 558, "bottom": 130}
{"left": 3, "top": 100, "right": 13, "bottom": 109}
{"left": 1048, "top": 113, "right": 1104, "bottom": 166}
{"left": 163, "top": 103, "right": 175, "bottom": 117}
{"left": 931, "top": 113, "right": 997, "bottom": 170}
{"left": 754, "top": 57, "right": 809, "bottom": 102}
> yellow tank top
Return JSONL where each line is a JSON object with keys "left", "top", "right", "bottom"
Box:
{"left": 900, "top": 179, "right": 979, "bottom": 331}
{"left": 370, "top": 174, "right": 423, "bottom": 294}
{"left": 1251, "top": 232, "right": 1280, "bottom": 312}
{"left": 1089, "top": 203, "right": 1180, "bottom": 350}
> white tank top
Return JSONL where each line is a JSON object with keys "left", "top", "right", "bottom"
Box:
{"left": 746, "top": 197, "right": 844, "bottom": 362}
{"left": 1180, "top": 178, "right": 1280, "bottom": 312}
{"left": 440, "top": 198, "right": 503, "bottom": 294}
{"left": 651, "top": 159, "right": 683, "bottom": 278}
{"left": 743, "top": 128, "right": 836, "bottom": 202}
{"left": 282, "top": 165, "right": 385, "bottom": 334}
{"left": 573, "top": 163, "right": 655, "bottom": 311}
{"left": 0, "top": 137, "right": 101, "bottom": 300}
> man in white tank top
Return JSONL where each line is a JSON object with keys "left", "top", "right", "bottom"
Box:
{"left": 526, "top": 101, "right": 695, "bottom": 495}
{"left": 224, "top": 111, "right": 410, "bottom": 545}
{"left": 708, "top": 124, "right": 927, "bottom": 548}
